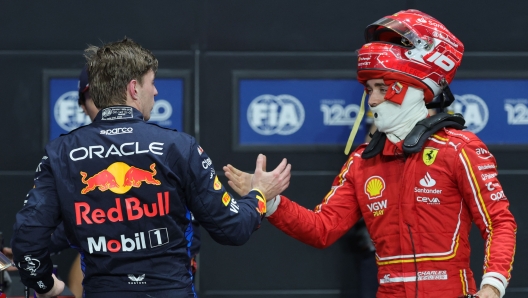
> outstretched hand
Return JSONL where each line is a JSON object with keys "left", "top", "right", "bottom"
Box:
{"left": 223, "top": 154, "right": 291, "bottom": 200}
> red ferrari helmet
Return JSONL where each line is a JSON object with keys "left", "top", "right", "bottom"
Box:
{"left": 357, "top": 9, "right": 464, "bottom": 103}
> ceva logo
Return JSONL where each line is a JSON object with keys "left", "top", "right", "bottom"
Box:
{"left": 452, "top": 94, "right": 489, "bottom": 133}
{"left": 54, "top": 91, "right": 91, "bottom": 131}
{"left": 247, "top": 94, "right": 305, "bottom": 135}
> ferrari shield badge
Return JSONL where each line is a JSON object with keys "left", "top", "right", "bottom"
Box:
{"left": 422, "top": 147, "right": 439, "bottom": 166}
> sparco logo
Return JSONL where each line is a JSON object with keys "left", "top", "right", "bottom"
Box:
{"left": 100, "top": 127, "right": 133, "bottom": 135}
{"left": 247, "top": 94, "right": 305, "bottom": 136}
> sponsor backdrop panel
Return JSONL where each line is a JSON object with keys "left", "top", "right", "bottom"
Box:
{"left": 236, "top": 76, "right": 367, "bottom": 150}
{"left": 46, "top": 71, "right": 188, "bottom": 141}
{"left": 0, "top": 53, "right": 194, "bottom": 171}
{"left": 449, "top": 79, "right": 528, "bottom": 145}
{"left": 200, "top": 54, "right": 357, "bottom": 172}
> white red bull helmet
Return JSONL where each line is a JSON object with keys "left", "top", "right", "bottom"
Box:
{"left": 357, "top": 9, "right": 464, "bottom": 103}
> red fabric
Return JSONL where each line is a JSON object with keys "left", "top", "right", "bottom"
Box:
{"left": 269, "top": 128, "right": 516, "bottom": 298}
{"left": 357, "top": 70, "right": 435, "bottom": 103}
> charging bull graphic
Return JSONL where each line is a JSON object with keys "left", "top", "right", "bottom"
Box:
{"left": 123, "top": 163, "right": 161, "bottom": 187}
{"left": 81, "top": 162, "right": 161, "bottom": 194}
{"left": 80, "top": 170, "right": 119, "bottom": 194}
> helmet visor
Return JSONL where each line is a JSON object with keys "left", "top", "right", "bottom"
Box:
{"left": 365, "top": 17, "right": 423, "bottom": 48}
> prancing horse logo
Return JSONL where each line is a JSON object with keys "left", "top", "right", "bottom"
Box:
{"left": 423, "top": 147, "right": 439, "bottom": 166}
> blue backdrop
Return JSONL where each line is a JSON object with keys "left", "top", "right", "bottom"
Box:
{"left": 48, "top": 78, "right": 184, "bottom": 140}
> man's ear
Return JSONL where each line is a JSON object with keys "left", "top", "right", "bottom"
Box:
{"left": 127, "top": 79, "right": 139, "bottom": 100}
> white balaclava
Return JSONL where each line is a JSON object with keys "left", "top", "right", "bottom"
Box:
{"left": 370, "top": 86, "right": 428, "bottom": 144}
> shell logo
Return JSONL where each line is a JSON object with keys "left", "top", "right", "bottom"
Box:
{"left": 364, "top": 176, "right": 386, "bottom": 200}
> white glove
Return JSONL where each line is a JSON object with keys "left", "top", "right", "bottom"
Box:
{"left": 36, "top": 274, "right": 64, "bottom": 298}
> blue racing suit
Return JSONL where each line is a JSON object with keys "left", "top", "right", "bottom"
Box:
{"left": 12, "top": 106, "right": 265, "bottom": 296}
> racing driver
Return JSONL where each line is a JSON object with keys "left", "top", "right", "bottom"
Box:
{"left": 224, "top": 9, "right": 516, "bottom": 298}
{"left": 12, "top": 38, "right": 291, "bottom": 298}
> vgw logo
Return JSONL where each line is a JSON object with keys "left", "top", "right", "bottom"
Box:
{"left": 451, "top": 94, "right": 489, "bottom": 133}
{"left": 247, "top": 94, "right": 305, "bottom": 135}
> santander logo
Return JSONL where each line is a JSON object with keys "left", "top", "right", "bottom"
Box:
{"left": 420, "top": 172, "right": 436, "bottom": 187}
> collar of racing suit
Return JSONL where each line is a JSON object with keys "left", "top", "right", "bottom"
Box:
{"left": 93, "top": 105, "right": 145, "bottom": 122}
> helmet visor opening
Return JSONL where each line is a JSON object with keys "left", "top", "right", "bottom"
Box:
{"left": 365, "top": 17, "right": 421, "bottom": 48}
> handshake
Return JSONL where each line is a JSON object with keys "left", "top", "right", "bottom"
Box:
{"left": 223, "top": 154, "right": 291, "bottom": 201}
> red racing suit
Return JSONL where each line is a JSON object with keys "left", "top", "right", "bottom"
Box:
{"left": 268, "top": 127, "right": 516, "bottom": 298}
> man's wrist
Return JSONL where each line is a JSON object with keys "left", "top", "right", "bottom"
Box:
{"left": 481, "top": 274, "right": 506, "bottom": 298}
{"left": 265, "top": 195, "right": 281, "bottom": 217}
{"left": 482, "top": 284, "right": 500, "bottom": 297}
{"left": 250, "top": 188, "right": 266, "bottom": 201}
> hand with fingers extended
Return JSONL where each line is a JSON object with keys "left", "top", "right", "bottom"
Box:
{"left": 223, "top": 164, "right": 253, "bottom": 196}
{"left": 224, "top": 154, "right": 290, "bottom": 201}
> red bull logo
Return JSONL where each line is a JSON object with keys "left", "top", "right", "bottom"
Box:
{"left": 80, "top": 162, "right": 160, "bottom": 194}
{"left": 75, "top": 191, "right": 170, "bottom": 225}
{"left": 80, "top": 170, "right": 119, "bottom": 194}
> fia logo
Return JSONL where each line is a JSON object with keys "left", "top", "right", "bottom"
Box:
{"left": 451, "top": 94, "right": 489, "bottom": 133}
{"left": 247, "top": 94, "right": 305, "bottom": 136}
{"left": 54, "top": 91, "right": 91, "bottom": 131}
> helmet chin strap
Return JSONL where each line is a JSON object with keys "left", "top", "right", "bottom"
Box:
{"left": 425, "top": 78, "right": 456, "bottom": 110}
{"left": 344, "top": 91, "right": 367, "bottom": 155}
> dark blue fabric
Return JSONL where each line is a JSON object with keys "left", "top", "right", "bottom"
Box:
{"left": 13, "top": 106, "right": 262, "bottom": 294}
